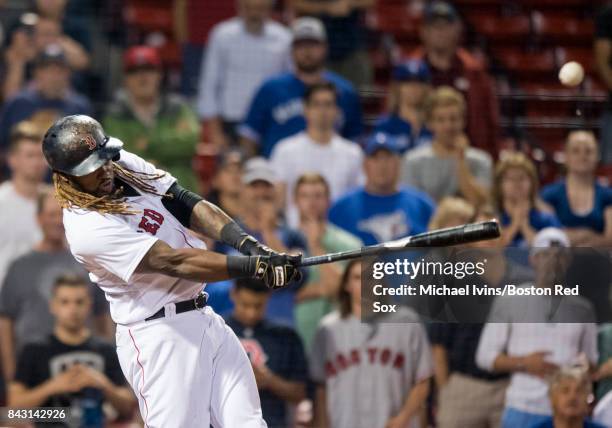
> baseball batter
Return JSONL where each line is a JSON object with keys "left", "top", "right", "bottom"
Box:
{"left": 41, "top": 115, "right": 302, "bottom": 427}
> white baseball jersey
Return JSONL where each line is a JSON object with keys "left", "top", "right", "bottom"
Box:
{"left": 310, "top": 308, "right": 433, "bottom": 428}
{"left": 63, "top": 150, "right": 206, "bottom": 325}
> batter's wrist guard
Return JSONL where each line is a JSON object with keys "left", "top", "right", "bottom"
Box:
{"left": 221, "top": 222, "right": 272, "bottom": 256}
{"left": 226, "top": 255, "right": 262, "bottom": 278}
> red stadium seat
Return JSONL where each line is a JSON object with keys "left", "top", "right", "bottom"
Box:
{"left": 532, "top": 13, "right": 594, "bottom": 44}
{"left": 468, "top": 14, "right": 531, "bottom": 41}
{"left": 520, "top": 0, "right": 597, "bottom": 7}
{"left": 494, "top": 48, "right": 556, "bottom": 76}
{"left": 371, "top": 4, "right": 421, "bottom": 41}
{"left": 158, "top": 42, "right": 182, "bottom": 68}
{"left": 193, "top": 143, "right": 220, "bottom": 196}
{"left": 556, "top": 47, "right": 595, "bottom": 74}
{"left": 124, "top": 1, "right": 173, "bottom": 34}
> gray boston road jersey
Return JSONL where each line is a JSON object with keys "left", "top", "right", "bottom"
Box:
{"left": 310, "top": 308, "right": 433, "bottom": 428}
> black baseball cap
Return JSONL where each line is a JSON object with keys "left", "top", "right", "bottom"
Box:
{"left": 423, "top": 1, "right": 460, "bottom": 23}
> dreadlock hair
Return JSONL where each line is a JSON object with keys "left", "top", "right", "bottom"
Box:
{"left": 53, "top": 162, "right": 167, "bottom": 215}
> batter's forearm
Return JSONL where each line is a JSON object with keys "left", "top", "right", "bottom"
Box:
{"left": 152, "top": 248, "right": 232, "bottom": 282}
{"left": 190, "top": 200, "right": 234, "bottom": 240}
{"left": 137, "top": 241, "right": 256, "bottom": 283}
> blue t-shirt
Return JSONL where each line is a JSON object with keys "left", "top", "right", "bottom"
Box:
{"left": 541, "top": 180, "right": 612, "bottom": 233}
{"left": 0, "top": 88, "right": 92, "bottom": 150}
{"left": 531, "top": 418, "right": 605, "bottom": 428}
{"left": 501, "top": 208, "right": 562, "bottom": 247}
{"left": 373, "top": 113, "right": 432, "bottom": 153}
{"left": 214, "top": 223, "right": 308, "bottom": 326}
{"left": 239, "top": 71, "right": 363, "bottom": 157}
{"left": 204, "top": 280, "right": 234, "bottom": 316}
{"left": 224, "top": 316, "right": 308, "bottom": 428}
{"left": 328, "top": 187, "right": 435, "bottom": 246}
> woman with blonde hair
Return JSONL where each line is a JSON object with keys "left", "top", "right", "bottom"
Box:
{"left": 428, "top": 197, "right": 475, "bottom": 231}
{"left": 492, "top": 152, "right": 560, "bottom": 246}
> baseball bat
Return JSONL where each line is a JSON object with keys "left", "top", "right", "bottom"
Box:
{"left": 298, "top": 220, "right": 500, "bottom": 267}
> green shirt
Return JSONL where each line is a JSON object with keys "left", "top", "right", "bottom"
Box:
{"left": 103, "top": 93, "right": 201, "bottom": 191}
{"left": 295, "top": 224, "right": 362, "bottom": 351}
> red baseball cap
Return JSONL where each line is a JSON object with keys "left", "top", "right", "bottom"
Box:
{"left": 123, "top": 46, "right": 162, "bottom": 72}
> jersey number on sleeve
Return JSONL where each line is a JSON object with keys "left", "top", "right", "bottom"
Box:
{"left": 138, "top": 209, "right": 165, "bottom": 235}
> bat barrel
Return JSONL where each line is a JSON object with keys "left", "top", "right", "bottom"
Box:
{"left": 298, "top": 220, "right": 500, "bottom": 267}
{"left": 406, "top": 220, "right": 500, "bottom": 247}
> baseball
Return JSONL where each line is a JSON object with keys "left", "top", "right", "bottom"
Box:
{"left": 558, "top": 61, "right": 584, "bottom": 87}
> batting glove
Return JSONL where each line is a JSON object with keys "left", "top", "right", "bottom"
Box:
{"left": 227, "top": 253, "right": 302, "bottom": 289}
{"left": 253, "top": 253, "right": 302, "bottom": 289}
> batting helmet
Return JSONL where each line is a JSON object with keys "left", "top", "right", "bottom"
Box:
{"left": 42, "top": 115, "right": 123, "bottom": 177}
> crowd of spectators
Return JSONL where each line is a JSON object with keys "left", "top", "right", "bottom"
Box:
{"left": 0, "top": 0, "right": 611, "bottom": 427}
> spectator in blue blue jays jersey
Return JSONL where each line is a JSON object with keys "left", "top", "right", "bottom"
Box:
{"left": 329, "top": 132, "right": 435, "bottom": 245}
{"left": 373, "top": 60, "right": 433, "bottom": 153}
{"left": 238, "top": 17, "right": 363, "bottom": 158}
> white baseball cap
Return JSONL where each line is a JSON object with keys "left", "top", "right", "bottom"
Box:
{"left": 531, "top": 227, "right": 570, "bottom": 255}
{"left": 291, "top": 17, "right": 326, "bottom": 43}
{"left": 242, "top": 157, "right": 276, "bottom": 185}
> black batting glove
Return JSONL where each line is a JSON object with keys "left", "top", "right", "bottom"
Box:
{"left": 220, "top": 222, "right": 274, "bottom": 256}
{"left": 239, "top": 235, "right": 276, "bottom": 257}
{"left": 227, "top": 253, "right": 302, "bottom": 289}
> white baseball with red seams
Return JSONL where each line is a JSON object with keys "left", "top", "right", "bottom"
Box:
{"left": 63, "top": 150, "right": 267, "bottom": 427}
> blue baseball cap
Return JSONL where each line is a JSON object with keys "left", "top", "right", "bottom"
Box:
{"left": 392, "top": 59, "right": 431, "bottom": 82}
{"left": 364, "top": 132, "right": 402, "bottom": 156}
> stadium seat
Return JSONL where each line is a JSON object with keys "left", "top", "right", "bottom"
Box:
{"left": 532, "top": 13, "right": 595, "bottom": 44}
{"left": 494, "top": 48, "right": 556, "bottom": 77}
{"left": 556, "top": 47, "right": 595, "bottom": 73}
{"left": 371, "top": 4, "right": 421, "bottom": 41}
{"left": 468, "top": 14, "right": 531, "bottom": 42}
{"left": 520, "top": 0, "right": 598, "bottom": 7}
{"left": 124, "top": 1, "right": 173, "bottom": 34}
{"left": 158, "top": 42, "right": 182, "bottom": 68}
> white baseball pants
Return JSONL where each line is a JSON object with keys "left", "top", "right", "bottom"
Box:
{"left": 115, "top": 305, "right": 267, "bottom": 427}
